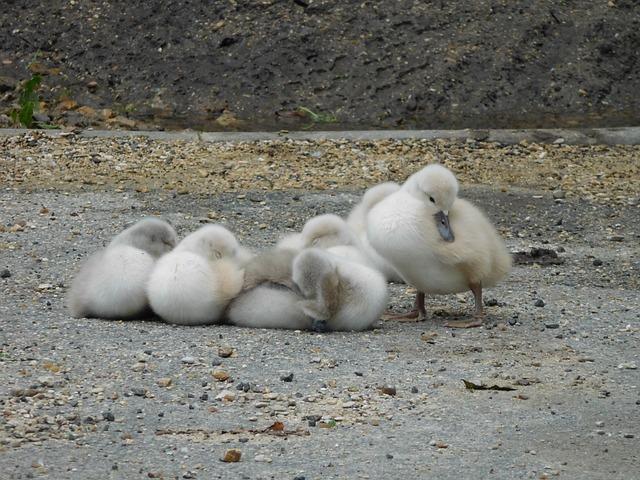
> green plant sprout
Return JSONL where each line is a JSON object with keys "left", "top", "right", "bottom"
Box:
{"left": 296, "top": 106, "right": 337, "bottom": 129}
{"left": 10, "top": 74, "right": 42, "bottom": 128}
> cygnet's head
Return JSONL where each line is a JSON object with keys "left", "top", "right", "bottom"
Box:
{"left": 405, "top": 164, "right": 458, "bottom": 242}
{"left": 112, "top": 217, "right": 178, "bottom": 258}
{"left": 177, "top": 224, "right": 240, "bottom": 261}
{"left": 292, "top": 248, "right": 335, "bottom": 298}
{"left": 301, "top": 214, "right": 355, "bottom": 248}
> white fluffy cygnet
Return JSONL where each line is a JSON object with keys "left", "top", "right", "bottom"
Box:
{"left": 292, "top": 248, "right": 388, "bottom": 332}
{"left": 367, "top": 164, "right": 511, "bottom": 327}
{"left": 346, "top": 182, "right": 405, "bottom": 282}
{"left": 226, "top": 248, "right": 313, "bottom": 330}
{"left": 68, "top": 218, "right": 177, "bottom": 319}
{"left": 147, "top": 225, "right": 245, "bottom": 326}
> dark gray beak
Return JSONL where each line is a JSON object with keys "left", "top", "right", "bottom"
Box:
{"left": 435, "top": 211, "right": 454, "bottom": 242}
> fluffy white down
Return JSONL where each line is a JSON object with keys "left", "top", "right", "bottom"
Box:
{"left": 226, "top": 285, "right": 313, "bottom": 330}
{"left": 292, "top": 249, "right": 388, "bottom": 332}
{"left": 326, "top": 245, "right": 371, "bottom": 266}
{"left": 68, "top": 245, "right": 155, "bottom": 319}
{"left": 330, "top": 258, "right": 389, "bottom": 331}
{"left": 367, "top": 191, "right": 511, "bottom": 294}
{"left": 147, "top": 252, "right": 239, "bottom": 325}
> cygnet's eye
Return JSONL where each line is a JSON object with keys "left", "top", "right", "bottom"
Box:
{"left": 429, "top": 196, "right": 436, "bottom": 203}
{"left": 311, "top": 238, "right": 319, "bottom": 246}
{"left": 214, "top": 250, "right": 222, "bottom": 260}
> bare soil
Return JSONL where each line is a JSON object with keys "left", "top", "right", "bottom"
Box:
{"left": 1, "top": 1, "right": 639, "bottom": 130}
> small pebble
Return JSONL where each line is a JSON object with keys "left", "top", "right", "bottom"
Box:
{"left": 131, "top": 387, "right": 146, "bottom": 397}
{"left": 411, "top": 386, "right": 419, "bottom": 393}
{"left": 545, "top": 322, "right": 560, "bottom": 329}
{"left": 617, "top": 362, "right": 637, "bottom": 370}
{"left": 623, "top": 434, "right": 634, "bottom": 438}
{"left": 280, "top": 372, "right": 294, "bottom": 382}
{"left": 221, "top": 449, "right": 241, "bottom": 462}
{"left": 181, "top": 356, "right": 196, "bottom": 364}
{"left": 378, "top": 386, "right": 396, "bottom": 396}
{"left": 218, "top": 346, "right": 234, "bottom": 358}
{"left": 236, "top": 382, "right": 251, "bottom": 392}
{"left": 212, "top": 369, "right": 230, "bottom": 381}
{"left": 0, "top": 269, "right": 10, "bottom": 278}
{"left": 592, "top": 259, "right": 603, "bottom": 266}
{"left": 534, "top": 299, "right": 545, "bottom": 307}
{"left": 157, "top": 377, "right": 172, "bottom": 387}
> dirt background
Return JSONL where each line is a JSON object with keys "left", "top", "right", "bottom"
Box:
{"left": 1, "top": 0, "right": 639, "bottom": 130}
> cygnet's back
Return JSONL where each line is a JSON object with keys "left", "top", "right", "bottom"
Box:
{"left": 147, "top": 224, "right": 244, "bottom": 325}
{"left": 109, "top": 217, "right": 178, "bottom": 258}
{"left": 241, "top": 248, "right": 297, "bottom": 291}
{"left": 276, "top": 214, "right": 356, "bottom": 252}
{"left": 226, "top": 248, "right": 312, "bottom": 330}
{"left": 226, "top": 284, "right": 313, "bottom": 330}
{"left": 347, "top": 182, "right": 400, "bottom": 235}
{"left": 68, "top": 218, "right": 177, "bottom": 319}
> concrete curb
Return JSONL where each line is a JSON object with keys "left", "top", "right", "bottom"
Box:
{"left": 1, "top": 126, "right": 639, "bottom": 144}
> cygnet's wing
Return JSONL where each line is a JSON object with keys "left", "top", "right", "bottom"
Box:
{"left": 242, "top": 249, "right": 296, "bottom": 291}
{"left": 298, "top": 267, "right": 339, "bottom": 321}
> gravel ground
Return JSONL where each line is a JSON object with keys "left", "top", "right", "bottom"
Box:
{"left": 1, "top": 134, "right": 639, "bottom": 479}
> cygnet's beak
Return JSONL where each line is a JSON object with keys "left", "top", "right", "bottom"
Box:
{"left": 435, "top": 211, "right": 454, "bottom": 242}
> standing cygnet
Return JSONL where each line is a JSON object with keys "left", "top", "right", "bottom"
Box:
{"left": 276, "top": 214, "right": 357, "bottom": 252}
{"left": 346, "top": 182, "right": 405, "bottom": 282}
{"left": 226, "top": 248, "right": 313, "bottom": 330}
{"left": 292, "top": 248, "right": 388, "bottom": 332}
{"left": 68, "top": 218, "right": 177, "bottom": 319}
{"left": 367, "top": 164, "right": 511, "bottom": 328}
{"left": 147, "top": 225, "right": 244, "bottom": 326}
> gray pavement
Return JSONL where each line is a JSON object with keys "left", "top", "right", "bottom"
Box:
{"left": 0, "top": 186, "right": 639, "bottom": 479}
{"left": 2, "top": 126, "right": 640, "bottom": 144}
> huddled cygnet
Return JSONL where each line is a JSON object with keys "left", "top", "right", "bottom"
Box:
{"left": 292, "top": 248, "right": 388, "bottom": 331}
{"left": 68, "top": 218, "right": 177, "bottom": 319}
{"left": 68, "top": 164, "right": 510, "bottom": 332}
{"left": 147, "top": 224, "right": 245, "bottom": 325}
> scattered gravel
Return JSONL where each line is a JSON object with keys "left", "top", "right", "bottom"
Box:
{"left": 1, "top": 133, "right": 639, "bottom": 205}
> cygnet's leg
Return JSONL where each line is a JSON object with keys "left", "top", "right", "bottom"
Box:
{"left": 384, "top": 292, "right": 426, "bottom": 322}
{"left": 444, "top": 282, "right": 484, "bottom": 329}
